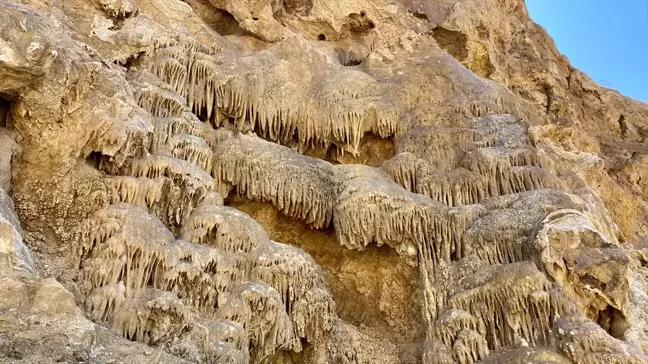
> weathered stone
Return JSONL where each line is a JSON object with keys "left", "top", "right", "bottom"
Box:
{"left": 0, "top": 128, "right": 14, "bottom": 192}
{"left": 0, "top": 0, "right": 646, "bottom": 363}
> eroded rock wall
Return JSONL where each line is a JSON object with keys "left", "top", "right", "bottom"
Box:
{"left": 1, "top": 0, "right": 647, "bottom": 363}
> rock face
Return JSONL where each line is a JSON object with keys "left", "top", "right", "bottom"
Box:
{"left": 0, "top": 0, "right": 647, "bottom": 363}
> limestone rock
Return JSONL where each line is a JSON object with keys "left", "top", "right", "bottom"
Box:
{"left": 0, "top": 0, "right": 647, "bottom": 363}
{"left": 0, "top": 128, "right": 14, "bottom": 192}
{"left": 0, "top": 189, "right": 94, "bottom": 363}
{"left": 0, "top": 189, "right": 34, "bottom": 275}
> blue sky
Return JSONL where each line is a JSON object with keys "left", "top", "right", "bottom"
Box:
{"left": 526, "top": 0, "right": 648, "bottom": 103}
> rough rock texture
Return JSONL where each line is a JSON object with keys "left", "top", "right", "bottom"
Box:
{"left": 1, "top": 0, "right": 647, "bottom": 363}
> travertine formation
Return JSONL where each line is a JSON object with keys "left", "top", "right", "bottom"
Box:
{"left": 1, "top": 0, "right": 647, "bottom": 363}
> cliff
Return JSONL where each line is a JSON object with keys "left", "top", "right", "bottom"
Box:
{"left": 0, "top": 0, "right": 647, "bottom": 363}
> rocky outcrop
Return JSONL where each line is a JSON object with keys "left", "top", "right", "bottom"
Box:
{"left": 1, "top": 0, "right": 647, "bottom": 363}
{"left": 1, "top": 185, "right": 94, "bottom": 362}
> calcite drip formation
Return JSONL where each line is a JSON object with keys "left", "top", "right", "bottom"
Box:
{"left": 1, "top": 0, "right": 648, "bottom": 363}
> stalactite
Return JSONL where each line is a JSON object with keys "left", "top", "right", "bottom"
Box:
{"left": 94, "top": 91, "right": 608, "bottom": 364}
{"left": 150, "top": 55, "right": 188, "bottom": 96}
{"left": 154, "top": 45, "right": 190, "bottom": 66}
{"left": 128, "top": 155, "right": 214, "bottom": 194}
{"left": 452, "top": 329, "right": 489, "bottom": 364}
{"left": 386, "top": 115, "right": 551, "bottom": 207}
{"left": 86, "top": 284, "right": 192, "bottom": 346}
{"left": 124, "top": 155, "right": 215, "bottom": 225}
{"left": 114, "top": 39, "right": 634, "bottom": 362}
{"left": 182, "top": 203, "right": 267, "bottom": 258}
{"left": 135, "top": 84, "right": 188, "bottom": 118}
{"left": 151, "top": 114, "right": 203, "bottom": 153}
{"left": 86, "top": 107, "right": 154, "bottom": 172}
{"left": 76, "top": 190, "right": 337, "bottom": 360}
{"left": 106, "top": 176, "right": 164, "bottom": 209}
{"left": 202, "top": 320, "right": 251, "bottom": 364}
{"left": 395, "top": 126, "right": 476, "bottom": 172}
{"left": 167, "top": 134, "right": 214, "bottom": 172}
{"left": 291, "top": 287, "right": 336, "bottom": 344}
{"left": 112, "top": 289, "right": 193, "bottom": 345}
{"left": 382, "top": 152, "right": 422, "bottom": 192}
{"left": 164, "top": 239, "right": 244, "bottom": 313}
{"left": 434, "top": 309, "right": 485, "bottom": 347}
{"left": 130, "top": 71, "right": 188, "bottom": 118}
{"left": 212, "top": 134, "right": 337, "bottom": 228}
{"left": 421, "top": 275, "right": 446, "bottom": 326}
{"left": 151, "top": 111, "right": 229, "bottom": 153}
{"left": 77, "top": 204, "right": 242, "bottom": 318}
{"left": 442, "top": 262, "right": 567, "bottom": 350}
{"left": 252, "top": 239, "right": 331, "bottom": 293}
{"left": 373, "top": 102, "right": 400, "bottom": 138}
{"left": 181, "top": 38, "right": 225, "bottom": 56}
{"left": 335, "top": 165, "right": 483, "bottom": 266}
{"left": 217, "top": 282, "right": 296, "bottom": 362}
{"left": 104, "top": 175, "right": 203, "bottom": 231}
{"left": 9, "top": 0, "right": 637, "bottom": 355}
{"left": 146, "top": 43, "right": 399, "bottom": 154}
{"left": 333, "top": 171, "right": 430, "bottom": 258}
{"left": 85, "top": 282, "right": 127, "bottom": 323}
{"left": 251, "top": 240, "right": 336, "bottom": 348}
{"left": 452, "top": 92, "right": 522, "bottom": 122}
{"left": 417, "top": 168, "right": 491, "bottom": 207}
{"left": 463, "top": 149, "right": 560, "bottom": 197}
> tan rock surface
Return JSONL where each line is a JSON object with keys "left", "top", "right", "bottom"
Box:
{"left": 0, "top": 128, "right": 14, "bottom": 192}
{"left": 0, "top": 0, "right": 647, "bottom": 363}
